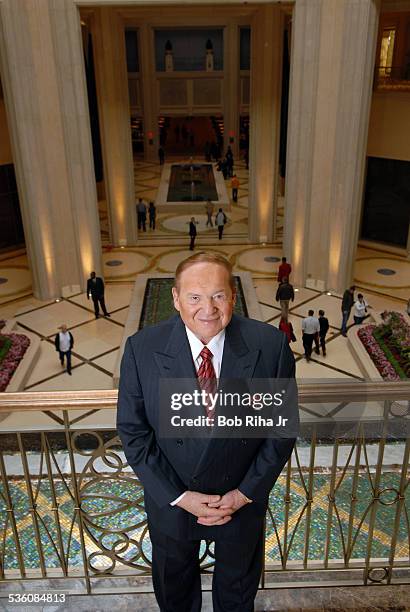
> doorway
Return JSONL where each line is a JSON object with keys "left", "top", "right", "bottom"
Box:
{"left": 160, "top": 116, "right": 223, "bottom": 158}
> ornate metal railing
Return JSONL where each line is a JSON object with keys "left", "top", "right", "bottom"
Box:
{"left": 0, "top": 381, "right": 409, "bottom": 596}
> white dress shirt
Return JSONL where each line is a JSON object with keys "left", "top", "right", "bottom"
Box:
{"left": 353, "top": 299, "right": 367, "bottom": 318}
{"left": 301, "top": 316, "right": 320, "bottom": 335}
{"left": 170, "top": 326, "right": 226, "bottom": 506}
{"left": 59, "top": 331, "right": 71, "bottom": 352}
{"left": 216, "top": 211, "right": 225, "bottom": 227}
{"left": 185, "top": 326, "right": 225, "bottom": 378}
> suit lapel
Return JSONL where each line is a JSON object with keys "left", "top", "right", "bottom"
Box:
{"left": 153, "top": 316, "right": 197, "bottom": 380}
{"left": 153, "top": 317, "right": 207, "bottom": 453}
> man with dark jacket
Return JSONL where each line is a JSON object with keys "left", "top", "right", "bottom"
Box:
{"left": 87, "top": 271, "right": 110, "bottom": 319}
{"left": 340, "top": 285, "right": 355, "bottom": 336}
{"left": 318, "top": 310, "right": 330, "bottom": 356}
{"left": 276, "top": 278, "right": 295, "bottom": 320}
{"left": 117, "top": 253, "right": 298, "bottom": 612}
{"left": 188, "top": 217, "right": 198, "bottom": 250}
{"left": 54, "top": 324, "right": 74, "bottom": 375}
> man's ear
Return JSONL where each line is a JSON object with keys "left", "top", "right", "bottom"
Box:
{"left": 172, "top": 287, "right": 180, "bottom": 311}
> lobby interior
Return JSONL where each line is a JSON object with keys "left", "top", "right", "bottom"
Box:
{"left": 0, "top": 0, "right": 409, "bottom": 609}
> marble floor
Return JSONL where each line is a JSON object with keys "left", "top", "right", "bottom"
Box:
{"left": 1, "top": 582, "right": 409, "bottom": 611}
{"left": 0, "top": 158, "right": 408, "bottom": 397}
{"left": 0, "top": 159, "right": 409, "bottom": 605}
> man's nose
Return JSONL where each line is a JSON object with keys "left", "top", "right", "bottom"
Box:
{"left": 202, "top": 298, "right": 217, "bottom": 314}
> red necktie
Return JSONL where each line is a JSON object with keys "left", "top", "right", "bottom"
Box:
{"left": 197, "top": 347, "right": 217, "bottom": 420}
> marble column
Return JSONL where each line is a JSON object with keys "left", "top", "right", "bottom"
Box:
{"left": 139, "top": 23, "right": 158, "bottom": 162}
{"left": 223, "top": 23, "right": 240, "bottom": 159}
{"left": 284, "top": 0, "right": 380, "bottom": 293}
{"left": 0, "top": 0, "right": 102, "bottom": 300}
{"left": 248, "top": 5, "right": 283, "bottom": 243}
{"left": 91, "top": 7, "right": 136, "bottom": 245}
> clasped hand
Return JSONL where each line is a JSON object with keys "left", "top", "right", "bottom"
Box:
{"left": 176, "top": 489, "right": 251, "bottom": 526}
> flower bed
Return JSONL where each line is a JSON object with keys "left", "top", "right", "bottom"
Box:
{"left": 0, "top": 333, "right": 31, "bottom": 391}
{"left": 358, "top": 311, "right": 410, "bottom": 381}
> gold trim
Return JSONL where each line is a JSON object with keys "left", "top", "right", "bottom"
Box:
{"left": 0, "top": 381, "right": 409, "bottom": 412}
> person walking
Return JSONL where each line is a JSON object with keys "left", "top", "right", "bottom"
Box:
{"left": 205, "top": 200, "right": 214, "bottom": 227}
{"left": 277, "top": 257, "right": 292, "bottom": 284}
{"left": 353, "top": 293, "right": 368, "bottom": 325}
{"left": 215, "top": 208, "right": 227, "bottom": 240}
{"left": 137, "top": 198, "right": 147, "bottom": 232}
{"left": 318, "top": 310, "right": 329, "bottom": 356}
{"left": 188, "top": 217, "right": 198, "bottom": 250}
{"left": 148, "top": 202, "right": 156, "bottom": 230}
{"left": 54, "top": 324, "right": 74, "bottom": 375}
{"left": 279, "top": 317, "right": 296, "bottom": 344}
{"left": 244, "top": 148, "right": 249, "bottom": 169}
{"left": 87, "top": 271, "right": 110, "bottom": 319}
{"left": 158, "top": 147, "right": 165, "bottom": 165}
{"left": 341, "top": 285, "right": 355, "bottom": 336}
{"left": 221, "top": 158, "right": 228, "bottom": 180}
{"left": 225, "top": 145, "right": 234, "bottom": 177}
{"left": 275, "top": 278, "right": 295, "bottom": 320}
{"left": 302, "top": 310, "right": 320, "bottom": 361}
{"left": 231, "top": 175, "right": 240, "bottom": 203}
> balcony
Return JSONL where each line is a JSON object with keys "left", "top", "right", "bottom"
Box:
{"left": 0, "top": 381, "right": 409, "bottom": 607}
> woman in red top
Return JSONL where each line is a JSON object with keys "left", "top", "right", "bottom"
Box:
{"left": 279, "top": 317, "right": 296, "bottom": 344}
{"left": 278, "top": 257, "right": 292, "bottom": 283}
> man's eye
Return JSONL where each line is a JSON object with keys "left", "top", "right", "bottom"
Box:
{"left": 189, "top": 296, "right": 200, "bottom": 302}
{"left": 214, "top": 294, "right": 226, "bottom": 301}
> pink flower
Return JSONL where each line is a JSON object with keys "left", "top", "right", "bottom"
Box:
{"left": 0, "top": 333, "right": 31, "bottom": 391}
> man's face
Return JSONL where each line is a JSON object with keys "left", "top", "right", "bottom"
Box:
{"left": 172, "top": 263, "right": 236, "bottom": 344}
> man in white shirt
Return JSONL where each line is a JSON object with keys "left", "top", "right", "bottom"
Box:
{"left": 301, "top": 309, "right": 320, "bottom": 362}
{"left": 117, "top": 252, "right": 297, "bottom": 612}
{"left": 353, "top": 293, "right": 369, "bottom": 324}
{"left": 54, "top": 324, "right": 74, "bottom": 375}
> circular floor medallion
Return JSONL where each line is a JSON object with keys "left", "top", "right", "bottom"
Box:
{"left": 0, "top": 277, "right": 8, "bottom": 285}
{"left": 354, "top": 257, "right": 409, "bottom": 288}
{"left": 264, "top": 257, "right": 281, "bottom": 263}
{"left": 106, "top": 260, "right": 123, "bottom": 267}
{"left": 377, "top": 268, "right": 396, "bottom": 276}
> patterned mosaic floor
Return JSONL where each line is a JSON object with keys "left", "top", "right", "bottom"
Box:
{"left": 0, "top": 158, "right": 408, "bottom": 405}
{"left": 1, "top": 468, "right": 408, "bottom": 572}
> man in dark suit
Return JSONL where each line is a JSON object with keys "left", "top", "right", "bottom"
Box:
{"left": 189, "top": 216, "right": 198, "bottom": 251}
{"left": 87, "top": 271, "right": 110, "bottom": 319}
{"left": 117, "top": 253, "right": 297, "bottom": 612}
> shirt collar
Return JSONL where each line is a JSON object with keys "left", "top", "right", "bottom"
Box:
{"left": 185, "top": 326, "right": 226, "bottom": 362}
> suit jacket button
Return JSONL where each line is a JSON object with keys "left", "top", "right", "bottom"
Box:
{"left": 241, "top": 439, "right": 247, "bottom": 445}
{"left": 192, "top": 477, "right": 198, "bottom": 484}
{"left": 224, "top": 475, "right": 230, "bottom": 481}
{"left": 177, "top": 439, "right": 183, "bottom": 446}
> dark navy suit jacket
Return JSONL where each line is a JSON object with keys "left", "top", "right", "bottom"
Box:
{"left": 87, "top": 276, "right": 105, "bottom": 298}
{"left": 117, "top": 314, "right": 297, "bottom": 542}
